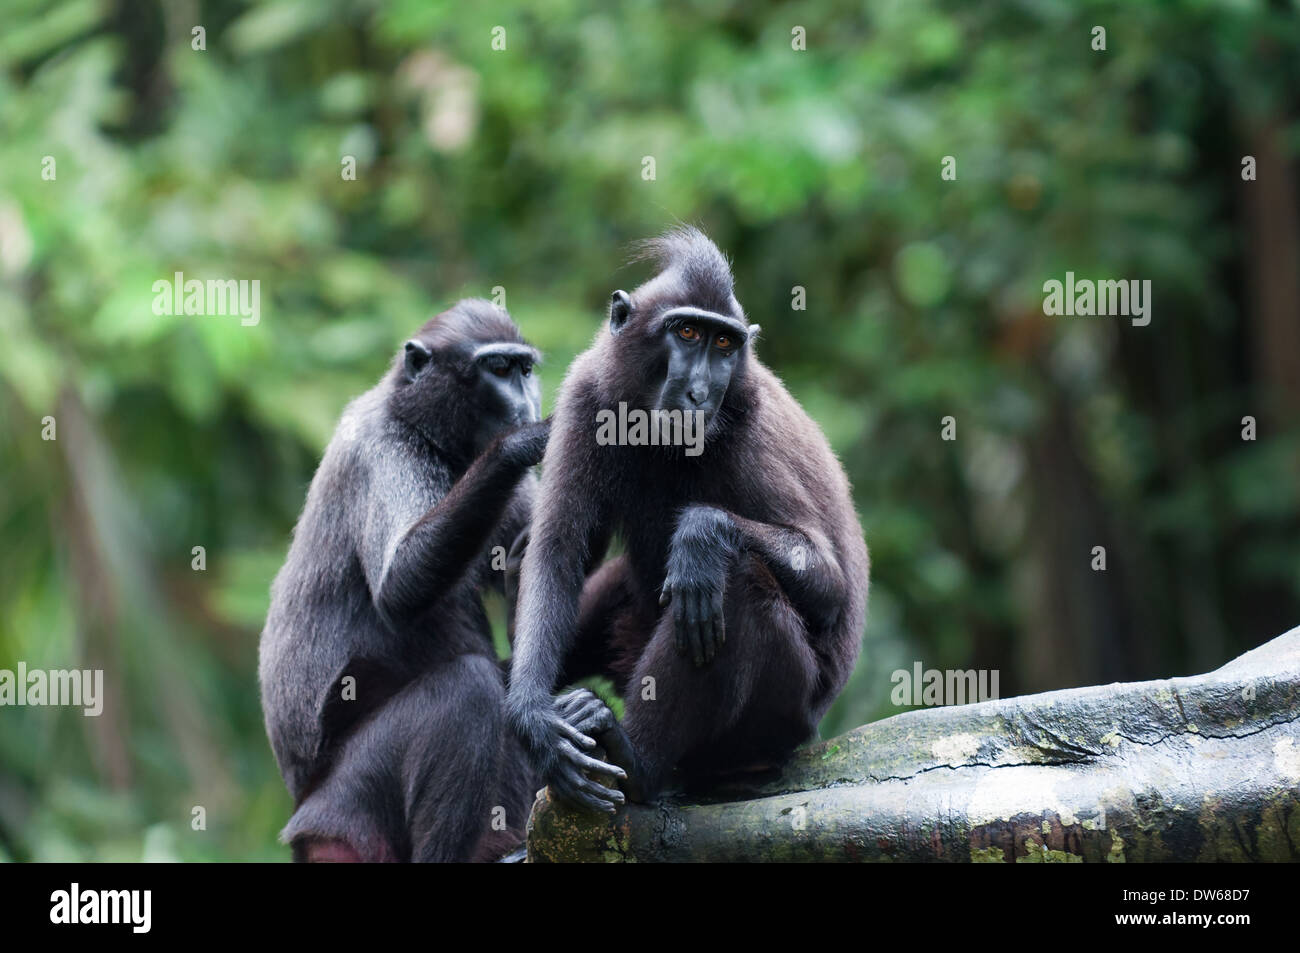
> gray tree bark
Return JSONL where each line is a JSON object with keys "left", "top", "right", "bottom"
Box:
{"left": 525, "top": 626, "right": 1300, "bottom": 862}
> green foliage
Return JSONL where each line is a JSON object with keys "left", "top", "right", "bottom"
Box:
{"left": 1, "top": 0, "right": 1297, "bottom": 860}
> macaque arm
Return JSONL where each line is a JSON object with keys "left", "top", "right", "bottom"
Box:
{"left": 363, "top": 424, "right": 544, "bottom": 631}
{"left": 671, "top": 505, "right": 846, "bottom": 624}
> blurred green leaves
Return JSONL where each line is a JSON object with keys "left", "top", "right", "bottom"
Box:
{"left": 0, "top": 0, "right": 1297, "bottom": 861}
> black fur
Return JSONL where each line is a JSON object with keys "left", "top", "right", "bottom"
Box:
{"left": 259, "top": 299, "right": 546, "bottom": 861}
{"left": 507, "top": 228, "right": 869, "bottom": 809}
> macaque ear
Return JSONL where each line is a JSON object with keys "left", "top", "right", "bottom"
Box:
{"left": 403, "top": 339, "right": 433, "bottom": 381}
{"left": 609, "top": 291, "right": 632, "bottom": 336}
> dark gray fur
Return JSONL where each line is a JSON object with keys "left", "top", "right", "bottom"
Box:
{"left": 507, "top": 228, "right": 869, "bottom": 810}
{"left": 259, "top": 298, "right": 546, "bottom": 862}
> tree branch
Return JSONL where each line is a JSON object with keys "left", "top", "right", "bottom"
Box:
{"left": 525, "top": 626, "right": 1300, "bottom": 862}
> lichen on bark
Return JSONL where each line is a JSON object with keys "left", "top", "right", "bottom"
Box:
{"left": 526, "top": 626, "right": 1300, "bottom": 862}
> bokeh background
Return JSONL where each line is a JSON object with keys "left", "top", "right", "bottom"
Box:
{"left": 2, "top": 0, "right": 1298, "bottom": 861}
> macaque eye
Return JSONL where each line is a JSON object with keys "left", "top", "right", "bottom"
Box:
{"left": 491, "top": 364, "right": 510, "bottom": 378}
{"left": 678, "top": 326, "right": 701, "bottom": 342}
{"left": 715, "top": 335, "right": 732, "bottom": 350}
{"left": 520, "top": 364, "right": 532, "bottom": 377}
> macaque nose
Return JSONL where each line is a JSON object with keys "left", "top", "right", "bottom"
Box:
{"left": 688, "top": 384, "right": 709, "bottom": 406}
{"left": 516, "top": 386, "right": 540, "bottom": 424}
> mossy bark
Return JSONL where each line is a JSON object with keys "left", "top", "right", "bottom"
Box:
{"left": 525, "top": 626, "right": 1300, "bottom": 862}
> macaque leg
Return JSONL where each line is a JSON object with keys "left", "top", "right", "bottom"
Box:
{"left": 617, "top": 553, "right": 821, "bottom": 800}
{"left": 283, "top": 654, "right": 529, "bottom": 862}
{"left": 559, "top": 555, "right": 645, "bottom": 689}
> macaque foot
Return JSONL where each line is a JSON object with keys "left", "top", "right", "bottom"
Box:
{"left": 556, "top": 688, "right": 649, "bottom": 803}
{"left": 556, "top": 688, "right": 617, "bottom": 737}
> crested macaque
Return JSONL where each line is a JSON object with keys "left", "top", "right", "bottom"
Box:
{"left": 259, "top": 299, "right": 547, "bottom": 861}
{"left": 507, "top": 228, "right": 869, "bottom": 810}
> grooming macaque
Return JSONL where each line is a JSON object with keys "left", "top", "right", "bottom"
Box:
{"left": 259, "top": 300, "right": 546, "bottom": 861}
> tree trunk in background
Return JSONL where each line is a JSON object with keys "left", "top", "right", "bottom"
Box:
{"left": 1241, "top": 119, "right": 1300, "bottom": 426}
{"left": 1019, "top": 397, "right": 1156, "bottom": 690}
{"left": 59, "top": 390, "right": 133, "bottom": 791}
{"left": 526, "top": 626, "right": 1300, "bottom": 862}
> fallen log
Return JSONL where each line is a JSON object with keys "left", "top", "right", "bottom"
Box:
{"left": 525, "top": 626, "right": 1300, "bottom": 862}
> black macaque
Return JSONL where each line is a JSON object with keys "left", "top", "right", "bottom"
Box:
{"left": 259, "top": 299, "right": 548, "bottom": 861}
{"left": 507, "top": 228, "right": 869, "bottom": 811}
